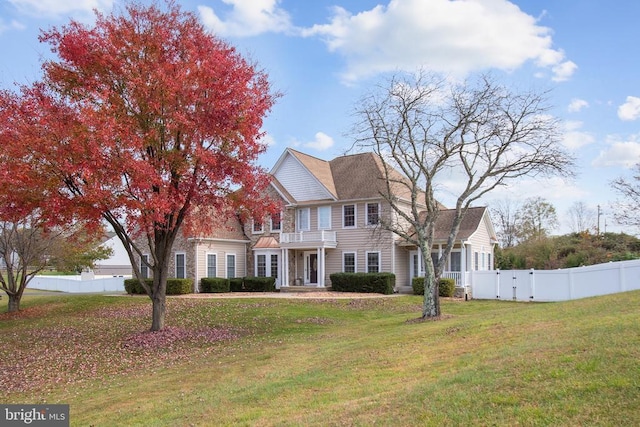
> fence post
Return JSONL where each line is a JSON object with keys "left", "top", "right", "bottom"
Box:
{"left": 529, "top": 269, "right": 535, "bottom": 301}
{"left": 512, "top": 273, "right": 517, "bottom": 301}
{"left": 619, "top": 262, "right": 626, "bottom": 292}
{"left": 568, "top": 269, "right": 574, "bottom": 300}
{"left": 495, "top": 269, "right": 500, "bottom": 299}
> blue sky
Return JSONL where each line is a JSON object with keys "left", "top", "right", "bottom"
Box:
{"left": 1, "top": 0, "right": 639, "bottom": 234}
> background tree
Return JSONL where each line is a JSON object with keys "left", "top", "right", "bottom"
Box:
{"left": 491, "top": 199, "right": 522, "bottom": 248}
{"left": 567, "top": 201, "right": 596, "bottom": 234}
{"left": 46, "top": 232, "right": 113, "bottom": 273}
{"left": 352, "top": 70, "right": 573, "bottom": 318}
{"left": 517, "top": 197, "right": 558, "bottom": 242}
{"left": 611, "top": 164, "right": 640, "bottom": 231}
{"left": 1, "top": 2, "right": 277, "bottom": 330}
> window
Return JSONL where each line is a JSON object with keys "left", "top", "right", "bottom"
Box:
{"left": 270, "top": 212, "right": 281, "bottom": 232}
{"left": 206, "top": 253, "right": 217, "bottom": 278}
{"left": 431, "top": 253, "right": 439, "bottom": 269}
{"left": 270, "top": 254, "right": 279, "bottom": 278}
{"left": 366, "top": 251, "right": 380, "bottom": 273}
{"left": 252, "top": 219, "right": 263, "bottom": 234}
{"left": 366, "top": 203, "right": 380, "bottom": 226}
{"left": 488, "top": 253, "right": 492, "bottom": 270}
{"left": 450, "top": 252, "right": 461, "bottom": 272}
{"left": 482, "top": 252, "right": 486, "bottom": 270}
{"left": 297, "top": 208, "right": 310, "bottom": 231}
{"left": 141, "top": 254, "right": 149, "bottom": 279}
{"left": 343, "top": 252, "right": 356, "bottom": 273}
{"left": 257, "top": 254, "right": 266, "bottom": 277}
{"left": 318, "top": 206, "right": 331, "bottom": 230}
{"left": 474, "top": 252, "right": 479, "bottom": 271}
{"left": 226, "top": 254, "right": 236, "bottom": 278}
{"left": 343, "top": 204, "right": 356, "bottom": 228}
{"left": 175, "top": 253, "right": 186, "bottom": 279}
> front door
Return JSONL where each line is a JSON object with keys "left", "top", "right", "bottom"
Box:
{"left": 307, "top": 253, "right": 318, "bottom": 284}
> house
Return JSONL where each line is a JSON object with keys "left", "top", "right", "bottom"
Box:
{"left": 92, "top": 232, "right": 133, "bottom": 276}
{"left": 142, "top": 148, "right": 497, "bottom": 293}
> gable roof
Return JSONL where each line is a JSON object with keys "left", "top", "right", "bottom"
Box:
{"left": 275, "top": 148, "right": 415, "bottom": 203}
{"left": 433, "top": 206, "right": 490, "bottom": 241}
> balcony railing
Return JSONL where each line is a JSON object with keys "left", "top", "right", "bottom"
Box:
{"left": 280, "top": 231, "right": 337, "bottom": 247}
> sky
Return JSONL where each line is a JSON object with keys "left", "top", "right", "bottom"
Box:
{"left": 1, "top": 0, "right": 639, "bottom": 235}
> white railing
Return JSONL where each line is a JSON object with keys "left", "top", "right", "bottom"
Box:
{"left": 441, "top": 271, "right": 463, "bottom": 286}
{"left": 280, "top": 231, "right": 337, "bottom": 244}
{"left": 472, "top": 259, "right": 640, "bottom": 302}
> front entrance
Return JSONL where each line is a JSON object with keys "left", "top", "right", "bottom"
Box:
{"left": 305, "top": 252, "right": 318, "bottom": 285}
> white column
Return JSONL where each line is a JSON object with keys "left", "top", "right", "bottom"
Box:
{"left": 317, "top": 247, "right": 324, "bottom": 287}
{"left": 282, "top": 248, "right": 288, "bottom": 287}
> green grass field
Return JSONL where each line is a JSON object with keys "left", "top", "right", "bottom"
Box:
{"left": 1, "top": 291, "right": 639, "bottom": 426}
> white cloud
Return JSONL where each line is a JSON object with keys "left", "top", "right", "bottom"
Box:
{"left": 8, "top": 0, "right": 113, "bottom": 18}
{"left": 261, "top": 133, "right": 276, "bottom": 147}
{"left": 592, "top": 134, "right": 640, "bottom": 168}
{"left": 198, "top": 0, "right": 292, "bottom": 37}
{"left": 302, "top": 0, "right": 575, "bottom": 83}
{"left": 568, "top": 98, "right": 588, "bottom": 113}
{"left": 302, "top": 132, "right": 334, "bottom": 151}
{"left": 562, "top": 121, "right": 595, "bottom": 150}
{"left": 0, "top": 19, "right": 25, "bottom": 34}
{"left": 617, "top": 96, "right": 640, "bottom": 121}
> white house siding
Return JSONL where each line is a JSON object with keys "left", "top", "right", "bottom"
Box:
{"left": 466, "top": 214, "right": 494, "bottom": 271}
{"left": 273, "top": 155, "right": 334, "bottom": 202}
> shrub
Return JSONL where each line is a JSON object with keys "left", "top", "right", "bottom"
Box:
{"left": 124, "top": 278, "right": 193, "bottom": 295}
{"left": 199, "top": 277, "right": 230, "bottom": 293}
{"left": 229, "top": 277, "right": 276, "bottom": 292}
{"left": 330, "top": 272, "right": 395, "bottom": 295}
{"left": 412, "top": 277, "right": 456, "bottom": 297}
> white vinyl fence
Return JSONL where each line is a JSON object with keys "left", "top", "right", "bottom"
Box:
{"left": 28, "top": 275, "right": 127, "bottom": 293}
{"left": 472, "top": 259, "right": 640, "bottom": 302}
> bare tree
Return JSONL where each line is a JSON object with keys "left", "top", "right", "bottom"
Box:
{"left": 0, "top": 215, "right": 60, "bottom": 312}
{"left": 567, "top": 201, "right": 596, "bottom": 233}
{"left": 611, "top": 164, "right": 640, "bottom": 231}
{"left": 491, "top": 199, "right": 522, "bottom": 248}
{"left": 352, "top": 71, "right": 574, "bottom": 318}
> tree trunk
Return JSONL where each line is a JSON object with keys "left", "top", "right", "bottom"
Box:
{"left": 422, "top": 270, "right": 441, "bottom": 318}
{"left": 151, "top": 292, "right": 166, "bottom": 331}
{"left": 7, "top": 294, "right": 21, "bottom": 313}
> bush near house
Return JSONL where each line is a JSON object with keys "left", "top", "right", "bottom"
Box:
{"left": 330, "top": 272, "right": 396, "bottom": 295}
{"left": 124, "top": 279, "right": 193, "bottom": 295}
{"left": 412, "top": 277, "right": 456, "bottom": 297}
{"left": 229, "top": 277, "right": 276, "bottom": 292}
{"left": 199, "top": 278, "right": 230, "bottom": 293}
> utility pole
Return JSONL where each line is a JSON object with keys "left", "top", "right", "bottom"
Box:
{"left": 597, "top": 205, "right": 601, "bottom": 235}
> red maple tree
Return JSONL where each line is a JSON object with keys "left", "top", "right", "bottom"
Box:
{"left": 1, "top": 1, "right": 278, "bottom": 329}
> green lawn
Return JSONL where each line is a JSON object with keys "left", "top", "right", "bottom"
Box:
{"left": 1, "top": 291, "right": 639, "bottom": 426}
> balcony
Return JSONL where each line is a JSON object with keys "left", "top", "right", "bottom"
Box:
{"left": 280, "top": 231, "right": 338, "bottom": 249}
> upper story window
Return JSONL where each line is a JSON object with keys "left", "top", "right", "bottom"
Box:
{"left": 343, "top": 204, "right": 356, "bottom": 228}
{"left": 318, "top": 206, "right": 331, "bottom": 230}
{"left": 366, "top": 202, "right": 380, "bottom": 226}
{"left": 297, "top": 208, "right": 310, "bottom": 231}
{"left": 252, "top": 219, "right": 264, "bottom": 234}
{"left": 270, "top": 211, "right": 281, "bottom": 232}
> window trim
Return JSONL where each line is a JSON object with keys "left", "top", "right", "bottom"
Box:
{"left": 252, "top": 219, "right": 264, "bottom": 234}
{"left": 297, "top": 208, "right": 310, "bottom": 231}
{"left": 141, "top": 254, "right": 150, "bottom": 279}
{"left": 366, "top": 251, "right": 381, "bottom": 273}
{"left": 365, "top": 202, "right": 380, "bottom": 226}
{"left": 175, "top": 252, "right": 186, "bottom": 279}
{"left": 318, "top": 206, "right": 332, "bottom": 230}
{"left": 206, "top": 253, "right": 217, "bottom": 278}
{"left": 270, "top": 211, "right": 282, "bottom": 232}
{"left": 226, "top": 253, "right": 236, "bottom": 278}
{"left": 343, "top": 204, "right": 357, "bottom": 228}
{"left": 342, "top": 251, "right": 357, "bottom": 273}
